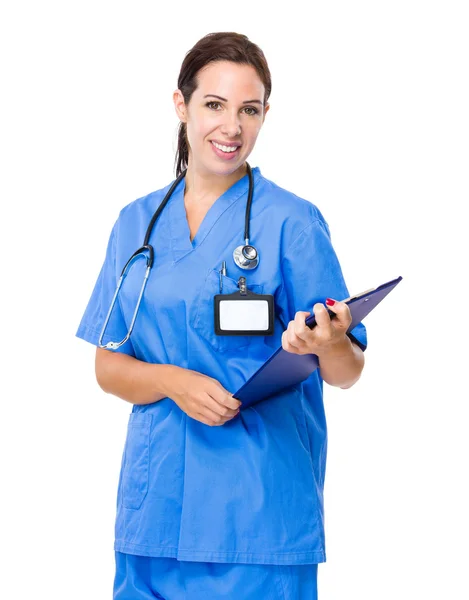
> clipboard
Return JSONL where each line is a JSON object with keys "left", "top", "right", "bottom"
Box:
{"left": 233, "top": 275, "right": 403, "bottom": 408}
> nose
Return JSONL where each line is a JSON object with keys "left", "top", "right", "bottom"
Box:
{"left": 220, "top": 110, "right": 242, "bottom": 137}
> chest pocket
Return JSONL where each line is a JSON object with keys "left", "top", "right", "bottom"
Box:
{"left": 193, "top": 268, "right": 264, "bottom": 354}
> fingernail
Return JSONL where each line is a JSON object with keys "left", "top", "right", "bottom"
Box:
{"left": 326, "top": 298, "right": 335, "bottom": 306}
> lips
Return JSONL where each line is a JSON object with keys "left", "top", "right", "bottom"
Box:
{"left": 210, "top": 140, "right": 241, "bottom": 160}
{"left": 210, "top": 140, "right": 242, "bottom": 148}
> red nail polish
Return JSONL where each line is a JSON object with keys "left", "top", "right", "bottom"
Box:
{"left": 326, "top": 298, "right": 335, "bottom": 306}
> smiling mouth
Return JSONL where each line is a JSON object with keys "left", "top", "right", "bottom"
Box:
{"left": 211, "top": 141, "right": 241, "bottom": 153}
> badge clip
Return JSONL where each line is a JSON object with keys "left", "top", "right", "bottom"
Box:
{"left": 238, "top": 276, "right": 248, "bottom": 296}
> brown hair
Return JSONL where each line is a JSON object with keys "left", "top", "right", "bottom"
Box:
{"left": 174, "top": 32, "right": 272, "bottom": 177}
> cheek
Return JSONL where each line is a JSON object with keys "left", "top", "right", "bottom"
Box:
{"left": 245, "top": 123, "right": 262, "bottom": 143}
{"left": 186, "top": 119, "right": 209, "bottom": 145}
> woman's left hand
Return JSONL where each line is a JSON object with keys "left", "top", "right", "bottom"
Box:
{"left": 281, "top": 298, "right": 352, "bottom": 357}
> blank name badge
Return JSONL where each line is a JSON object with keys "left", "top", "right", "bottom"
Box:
{"left": 214, "top": 289, "right": 275, "bottom": 336}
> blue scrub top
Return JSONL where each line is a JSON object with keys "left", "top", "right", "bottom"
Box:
{"left": 76, "top": 166, "right": 367, "bottom": 565}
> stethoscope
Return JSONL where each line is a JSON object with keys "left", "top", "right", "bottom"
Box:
{"left": 99, "top": 162, "right": 259, "bottom": 350}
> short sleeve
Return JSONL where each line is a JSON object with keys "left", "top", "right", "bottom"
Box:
{"left": 75, "top": 219, "right": 136, "bottom": 356}
{"left": 277, "top": 218, "right": 368, "bottom": 352}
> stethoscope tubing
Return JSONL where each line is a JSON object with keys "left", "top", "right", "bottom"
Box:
{"left": 99, "top": 162, "right": 255, "bottom": 350}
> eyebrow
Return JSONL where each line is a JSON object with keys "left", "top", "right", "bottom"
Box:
{"left": 203, "top": 94, "right": 263, "bottom": 105}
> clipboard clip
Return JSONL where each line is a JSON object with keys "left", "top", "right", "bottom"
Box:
{"left": 342, "top": 287, "right": 376, "bottom": 303}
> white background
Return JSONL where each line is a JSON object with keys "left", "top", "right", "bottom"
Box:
{"left": 1, "top": 1, "right": 467, "bottom": 598}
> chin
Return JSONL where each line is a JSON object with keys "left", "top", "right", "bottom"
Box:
{"left": 207, "top": 161, "right": 244, "bottom": 176}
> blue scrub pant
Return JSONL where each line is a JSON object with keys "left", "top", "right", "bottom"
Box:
{"left": 113, "top": 551, "right": 318, "bottom": 599}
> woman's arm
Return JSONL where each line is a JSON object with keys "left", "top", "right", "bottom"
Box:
{"left": 94, "top": 349, "right": 241, "bottom": 425}
{"left": 316, "top": 337, "right": 365, "bottom": 389}
{"left": 95, "top": 347, "right": 180, "bottom": 405}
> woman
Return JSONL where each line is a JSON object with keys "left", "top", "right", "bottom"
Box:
{"left": 76, "top": 31, "right": 367, "bottom": 600}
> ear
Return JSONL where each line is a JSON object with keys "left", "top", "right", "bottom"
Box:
{"left": 262, "top": 102, "right": 270, "bottom": 124}
{"left": 173, "top": 89, "right": 187, "bottom": 122}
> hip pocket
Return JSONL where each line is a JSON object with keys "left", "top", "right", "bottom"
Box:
{"left": 122, "top": 413, "right": 152, "bottom": 510}
{"left": 193, "top": 268, "right": 263, "bottom": 354}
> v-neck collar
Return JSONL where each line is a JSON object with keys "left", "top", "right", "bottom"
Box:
{"left": 168, "top": 166, "right": 261, "bottom": 263}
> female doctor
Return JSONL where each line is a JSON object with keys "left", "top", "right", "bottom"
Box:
{"left": 76, "top": 31, "right": 367, "bottom": 600}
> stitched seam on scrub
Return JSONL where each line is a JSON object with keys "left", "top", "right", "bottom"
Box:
{"left": 282, "top": 219, "right": 323, "bottom": 261}
{"left": 176, "top": 548, "right": 320, "bottom": 557}
{"left": 115, "top": 540, "right": 322, "bottom": 559}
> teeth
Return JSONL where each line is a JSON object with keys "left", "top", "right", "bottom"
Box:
{"left": 212, "top": 141, "right": 239, "bottom": 153}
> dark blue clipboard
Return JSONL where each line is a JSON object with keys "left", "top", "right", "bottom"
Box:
{"left": 233, "top": 275, "right": 403, "bottom": 408}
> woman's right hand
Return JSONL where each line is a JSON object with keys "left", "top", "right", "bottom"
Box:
{"left": 167, "top": 367, "right": 242, "bottom": 426}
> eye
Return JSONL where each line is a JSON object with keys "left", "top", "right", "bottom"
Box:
{"left": 205, "top": 102, "right": 259, "bottom": 115}
{"left": 243, "top": 106, "right": 259, "bottom": 116}
{"left": 206, "top": 101, "right": 222, "bottom": 110}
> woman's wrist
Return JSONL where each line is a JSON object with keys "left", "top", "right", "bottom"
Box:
{"left": 316, "top": 336, "right": 365, "bottom": 388}
{"left": 153, "top": 364, "right": 182, "bottom": 400}
{"left": 315, "top": 335, "right": 353, "bottom": 360}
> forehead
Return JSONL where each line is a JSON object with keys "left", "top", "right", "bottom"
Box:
{"left": 194, "top": 61, "right": 264, "bottom": 98}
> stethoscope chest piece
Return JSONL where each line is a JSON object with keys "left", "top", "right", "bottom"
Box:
{"left": 233, "top": 244, "right": 259, "bottom": 270}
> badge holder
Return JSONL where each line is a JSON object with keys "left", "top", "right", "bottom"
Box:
{"left": 214, "top": 276, "right": 275, "bottom": 336}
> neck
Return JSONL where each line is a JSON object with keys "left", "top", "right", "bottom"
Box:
{"left": 183, "top": 161, "right": 248, "bottom": 204}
